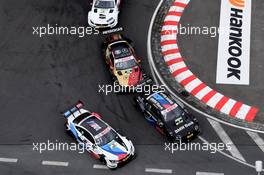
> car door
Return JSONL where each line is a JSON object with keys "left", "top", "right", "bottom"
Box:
{"left": 144, "top": 102, "right": 158, "bottom": 125}
{"left": 76, "top": 126, "right": 94, "bottom": 149}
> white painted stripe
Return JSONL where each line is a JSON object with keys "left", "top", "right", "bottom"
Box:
{"left": 145, "top": 168, "right": 172, "bottom": 174}
{"left": 169, "top": 6, "right": 185, "bottom": 13}
{"left": 184, "top": 78, "right": 202, "bottom": 92}
{"left": 161, "top": 44, "right": 178, "bottom": 52}
{"left": 235, "top": 104, "right": 251, "bottom": 120}
{"left": 206, "top": 93, "right": 224, "bottom": 108}
{"left": 207, "top": 118, "right": 246, "bottom": 162}
{"left": 175, "top": 70, "right": 193, "bottom": 82}
{"left": 178, "top": 0, "right": 190, "bottom": 4}
{"left": 93, "top": 164, "right": 108, "bottom": 169}
{"left": 164, "top": 15, "right": 181, "bottom": 22}
{"left": 0, "top": 158, "right": 18, "bottom": 163}
{"left": 220, "top": 98, "right": 236, "bottom": 114}
{"left": 161, "top": 34, "right": 177, "bottom": 42}
{"left": 42, "top": 161, "right": 69, "bottom": 167}
{"left": 246, "top": 131, "right": 264, "bottom": 153}
{"left": 164, "top": 53, "right": 182, "bottom": 62}
{"left": 196, "top": 172, "right": 224, "bottom": 175}
{"left": 161, "top": 25, "right": 178, "bottom": 32}
{"left": 195, "top": 86, "right": 212, "bottom": 100}
{"left": 169, "top": 61, "right": 186, "bottom": 72}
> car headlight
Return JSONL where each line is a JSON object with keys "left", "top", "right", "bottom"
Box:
{"left": 192, "top": 117, "right": 198, "bottom": 122}
{"left": 175, "top": 135, "right": 182, "bottom": 141}
{"left": 194, "top": 124, "right": 199, "bottom": 131}
{"left": 109, "top": 159, "right": 118, "bottom": 163}
{"left": 169, "top": 132, "right": 174, "bottom": 136}
{"left": 107, "top": 17, "right": 114, "bottom": 23}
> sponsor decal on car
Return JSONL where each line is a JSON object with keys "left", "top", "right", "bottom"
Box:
{"left": 114, "top": 56, "right": 134, "bottom": 63}
{"left": 174, "top": 121, "right": 194, "bottom": 134}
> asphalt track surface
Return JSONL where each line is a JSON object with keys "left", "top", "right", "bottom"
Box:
{"left": 178, "top": 0, "right": 264, "bottom": 112}
{"left": 0, "top": 0, "right": 263, "bottom": 175}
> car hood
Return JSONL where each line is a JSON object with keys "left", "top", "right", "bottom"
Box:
{"left": 166, "top": 119, "right": 197, "bottom": 137}
{"left": 100, "top": 139, "right": 130, "bottom": 160}
{"left": 115, "top": 66, "right": 142, "bottom": 86}
{"left": 89, "top": 8, "right": 118, "bottom": 22}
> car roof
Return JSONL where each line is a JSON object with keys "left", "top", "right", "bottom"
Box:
{"left": 147, "top": 92, "right": 176, "bottom": 112}
{"left": 79, "top": 116, "right": 108, "bottom": 136}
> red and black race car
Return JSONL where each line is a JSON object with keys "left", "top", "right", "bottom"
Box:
{"left": 102, "top": 34, "right": 151, "bottom": 91}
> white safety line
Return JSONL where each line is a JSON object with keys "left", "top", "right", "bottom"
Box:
{"left": 145, "top": 168, "right": 172, "bottom": 174}
{"left": 93, "top": 164, "right": 108, "bottom": 169}
{"left": 247, "top": 131, "right": 264, "bottom": 153}
{"left": 42, "top": 161, "right": 69, "bottom": 167}
{"left": 207, "top": 118, "right": 246, "bottom": 162}
{"left": 0, "top": 157, "right": 18, "bottom": 163}
{"left": 198, "top": 136, "right": 264, "bottom": 172}
{"left": 147, "top": 0, "right": 264, "bottom": 172}
{"left": 196, "top": 172, "right": 224, "bottom": 175}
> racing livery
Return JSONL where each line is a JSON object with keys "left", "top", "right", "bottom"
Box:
{"left": 134, "top": 91, "right": 200, "bottom": 142}
{"left": 88, "top": 0, "right": 121, "bottom": 28}
{"left": 102, "top": 34, "right": 151, "bottom": 90}
{"left": 62, "top": 101, "right": 135, "bottom": 169}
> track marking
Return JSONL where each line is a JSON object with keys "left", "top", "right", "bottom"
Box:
{"left": 145, "top": 168, "right": 172, "bottom": 174}
{"left": 42, "top": 161, "right": 69, "bottom": 167}
{"left": 196, "top": 172, "right": 224, "bottom": 175}
{"left": 147, "top": 0, "right": 264, "bottom": 172}
{"left": 207, "top": 118, "right": 246, "bottom": 162}
{"left": 0, "top": 158, "right": 18, "bottom": 163}
{"left": 93, "top": 164, "right": 108, "bottom": 169}
{"left": 247, "top": 131, "right": 264, "bottom": 153}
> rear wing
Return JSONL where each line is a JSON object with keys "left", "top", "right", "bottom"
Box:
{"left": 61, "top": 100, "right": 84, "bottom": 118}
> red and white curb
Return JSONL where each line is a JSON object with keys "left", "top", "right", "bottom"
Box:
{"left": 160, "top": 0, "right": 259, "bottom": 122}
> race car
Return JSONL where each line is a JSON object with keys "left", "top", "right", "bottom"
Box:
{"left": 134, "top": 91, "right": 200, "bottom": 142}
{"left": 102, "top": 34, "right": 152, "bottom": 91}
{"left": 88, "top": 0, "right": 121, "bottom": 28}
{"left": 62, "top": 101, "right": 135, "bottom": 169}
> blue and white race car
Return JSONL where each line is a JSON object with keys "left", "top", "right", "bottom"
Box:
{"left": 62, "top": 101, "right": 135, "bottom": 169}
{"left": 88, "top": 0, "right": 121, "bottom": 28}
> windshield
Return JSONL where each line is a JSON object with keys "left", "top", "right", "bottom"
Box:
{"left": 113, "top": 47, "right": 132, "bottom": 59}
{"left": 162, "top": 105, "right": 184, "bottom": 122}
{"left": 95, "top": 1, "right": 115, "bottom": 8}
{"left": 95, "top": 127, "right": 118, "bottom": 146}
{"left": 115, "top": 57, "right": 137, "bottom": 70}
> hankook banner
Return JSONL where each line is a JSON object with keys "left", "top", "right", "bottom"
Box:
{"left": 217, "top": 0, "right": 252, "bottom": 85}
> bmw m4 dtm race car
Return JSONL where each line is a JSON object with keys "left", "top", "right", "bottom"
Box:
{"left": 62, "top": 101, "right": 135, "bottom": 169}
{"left": 88, "top": 0, "right": 121, "bottom": 28}
{"left": 102, "top": 34, "right": 152, "bottom": 92}
{"left": 134, "top": 91, "right": 200, "bottom": 142}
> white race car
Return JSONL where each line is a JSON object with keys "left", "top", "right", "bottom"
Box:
{"left": 62, "top": 101, "right": 135, "bottom": 169}
{"left": 88, "top": 0, "right": 121, "bottom": 28}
